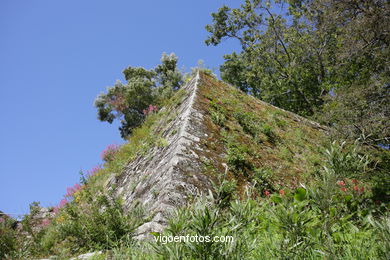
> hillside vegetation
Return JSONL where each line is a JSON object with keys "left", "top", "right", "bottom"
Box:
{"left": 1, "top": 72, "right": 389, "bottom": 259}
{"left": 1, "top": 0, "right": 389, "bottom": 258}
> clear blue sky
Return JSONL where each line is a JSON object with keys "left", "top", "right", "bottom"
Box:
{"left": 0, "top": 0, "right": 241, "bottom": 216}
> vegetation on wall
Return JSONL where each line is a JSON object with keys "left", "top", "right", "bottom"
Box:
{"left": 2, "top": 69, "right": 389, "bottom": 259}
{"left": 2, "top": 0, "right": 389, "bottom": 257}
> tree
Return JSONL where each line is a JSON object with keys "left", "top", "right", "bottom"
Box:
{"left": 292, "top": 0, "right": 390, "bottom": 145}
{"left": 206, "top": 0, "right": 390, "bottom": 145}
{"left": 94, "top": 53, "right": 183, "bottom": 139}
{"left": 205, "top": 0, "right": 335, "bottom": 116}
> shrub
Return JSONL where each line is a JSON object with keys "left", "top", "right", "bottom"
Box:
{"left": 210, "top": 110, "right": 226, "bottom": 127}
{"left": 209, "top": 100, "right": 227, "bottom": 127}
{"left": 226, "top": 142, "right": 253, "bottom": 177}
{"left": 233, "top": 111, "right": 259, "bottom": 138}
{"left": 41, "top": 187, "right": 145, "bottom": 256}
{"left": 0, "top": 215, "right": 17, "bottom": 259}
{"left": 260, "top": 123, "right": 276, "bottom": 142}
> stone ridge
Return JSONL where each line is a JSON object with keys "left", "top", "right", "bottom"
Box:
{"left": 106, "top": 72, "right": 329, "bottom": 239}
{"left": 107, "top": 72, "right": 213, "bottom": 239}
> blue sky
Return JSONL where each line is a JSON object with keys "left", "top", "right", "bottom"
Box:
{"left": 0, "top": 0, "right": 241, "bottom": 217}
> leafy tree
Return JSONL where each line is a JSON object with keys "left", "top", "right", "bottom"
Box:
{"left": 206, "top": 0, "right": 389, "bottom": 145}
{"left": 294, "top": 0, "right": 390, "bottom": 145}
{"left": 205, "top": 0, "right": 335, "bottom": 116}
{"left": 94, "top": 53, "right": 183, "bottom": 138}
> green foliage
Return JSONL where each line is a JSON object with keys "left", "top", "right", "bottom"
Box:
{"left": 226, "top": 139, "right": 254, "bottom": 178}
{"left": 206, "top": 0, "right": 330, "bottom": 115}
{"left": 260, "top": 123, "right": 276, "bottom": 143}
{"left": 157, "top": 137, "right": 169, "bottom": 148}
{"left": 0, "top": 215, "right": 18, "bottom": 259}
{"left": 324, "top": 141, "right": 370, "bottom": 179}
{"left": 208, "top": 100, "right": 227, "bottom": 127}
{"left": 41, "top": 188, "right": 145, "bottom": 256}
{"left": 211, "top": 167, "right": 237, "bottom": 209}
{"left": 233, "top": 111, "right": 259, "bottom": 138}
{"left": 252, "top": 167, "right": 273, "bottom": 191}
{"left": 95, "top": 53, "right": 183, "bottom": 138}
{"left": 317, "top": 82, "right": 390, "bottom": 146}
{"left": 138, "top": 140, "right": 387, "bottom": 259}
{"left": 210, "top": 110, "right": 226, "bottom": 127}
{"left": 206, "top": 0, "right": 390, "bottom": 145}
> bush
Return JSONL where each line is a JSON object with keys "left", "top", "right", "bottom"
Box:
{"left": 0, "top": 215, "right": 17, "bottom": 259}
{"left": 209, "top": 100, "right": 227, "bottom": 127}
{"left": 233, "top": 111, "right": 259, "bottom": 138}
{"left": 41, "top": 187, "right": 145, "bottom": 256}
{"left": 226, "top": 142, "right": 254, "bottom": 178}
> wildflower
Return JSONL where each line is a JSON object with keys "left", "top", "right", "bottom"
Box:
{"left": 57, "top": 215, "right": 65, "bottom": 223}
{"left": 264, "top": 190, "right": 270, "bottom": 197}
{"left": 75, "top": 193, "right": 82, "bottom": 203}
{"left": 58, "top": 198, "right": 68, "bottom": 208}
{"left": 353, "top": 185, "right": 359, "bottom": 192}
{"left": 360, "top": 187, "right": 365, "bottom": 193}
{"left": 65, "top": 183, "right": 82, "bottom": 198}
{"left": 87, "top": 165, "right": 103, "bottom": 177}
{"left": 101, "top": 144, "right": 120, "bottom": 162}
{"left": 279, "top": 189, "right": 285, "bottom": 196}
{"left": 41, "top": 218, "right": 51, "bottom": 227}
{"left": 337, "top": 180, "right": 346, "bottom": 186}
{"left": 341, "top": 187, "right": 348, "bottom": 192}
{"left": 352, "top": 179, "right": 359, "bottom": 184}
{"left": 143, "top": 104, "right": 158, "bottom": 116}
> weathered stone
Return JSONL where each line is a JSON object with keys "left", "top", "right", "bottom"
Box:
{"left": 106, "top": 73, "right": 214, "bottom": 238}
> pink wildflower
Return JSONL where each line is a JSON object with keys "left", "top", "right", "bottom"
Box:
{"left": 101, "top": 144, "right": 120, "bottom": 162}
{"left": 353, "top": 185, "right": 359, "bottom": 192}
{"left": 87, "top": 165, "right": 102, "bottom": 177}
{"left": 279, "top": 189, "right": 285, "bottom": 196}
{"left": 41, "top": 218, "right": 51, "bottom": 227}
{"left": 65, "top": 183, "right": 82, "bottom": 198}
{"left": 264, "top": 190, "right": 270, "bottom": 197}
{"left": 341, "top": 187, "right": 348, "bottom": 192}
{"left": 337, "top": 180, "right": 346, "bottom": 186}
{"left": 58, "top": 198, "right": 68, "bottom": 208}
{"left": 143, "top": 104, "right": 158, "bottom": 116}
{"left": 352, "top": 179, "right": 359, "bottom": 185}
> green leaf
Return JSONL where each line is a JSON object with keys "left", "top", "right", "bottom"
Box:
{"left": 294, "top": 188, "right": 307, "bottom": 202}
{"left": 344, "top": 194, "right": 353, "bottom": 202}
{"left": 150, "top": 232, "right": 161, "bottom": 237}
{"left": 271, "top": 195, "right": 282, "bottom": 204}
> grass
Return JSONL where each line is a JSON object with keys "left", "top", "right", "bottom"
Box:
{"left": 197, "top": 72, "right": 329, "bottom": 192}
